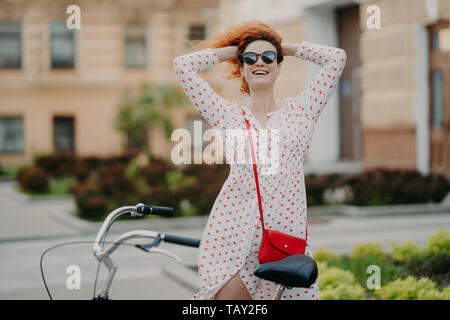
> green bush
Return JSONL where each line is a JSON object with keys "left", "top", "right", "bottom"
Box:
{"left": 179, "top": 163, "right": 229, "bottom": 216}
{"left": 388, "top": 233, "right": 449, "bottom": 287}
{"left": 413, "top": 251, "right": 450, "bottom": 285}
{"left": 317, "top": 262, "right": 366, "bottom": 300}
{"left": 443, "top": 286, "right": 450, "bottom": 300}
{"left": 373, "top": 275, "right": 447, "bottom": 300}
{"left": 426, "top": 227, "right": 450, "bottom": 255}
{"left": 16, "top": 166, "right": 50, "bottom": 194}
{"left": 305, "top": 174, "right": 331, "bottom": 206}
{"left": 342, "top": 255, "right": 408, "bottom": 289}
{"left": 389, "top": 240, "right": 426, "bottom": 269}
{"left": 313, "top": 247, "right": 339, "bottom": 263}
{"left": 305, "top": 168, "right": 450, "bottom": 207}
{"left": 350, "top": 241, "right": 387, "bottom": 262}
{"left": 34, "top": 153, "right": 77, "bottom": 178}
{"left": 72, "top": 162, "right": 90, "bottom": 182}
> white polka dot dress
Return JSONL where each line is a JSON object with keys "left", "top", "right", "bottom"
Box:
{"left": 173, "top": 42, "right": 346, "bottom": 300}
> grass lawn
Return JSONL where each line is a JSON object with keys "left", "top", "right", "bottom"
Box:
{"left": 0, "top": 164, "right": 20, "bottom": 177}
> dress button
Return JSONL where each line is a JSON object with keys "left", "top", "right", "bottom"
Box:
{"left": 285, "top": 245, "right": 288, "bottom": 248}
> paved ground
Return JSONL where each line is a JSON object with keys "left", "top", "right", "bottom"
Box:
{"left": 0, "top": 181, "right": 449, "bottom": 300}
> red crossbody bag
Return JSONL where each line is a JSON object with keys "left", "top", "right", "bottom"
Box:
{"left": 245, "top": 119, "right": 307, "bottom": 264}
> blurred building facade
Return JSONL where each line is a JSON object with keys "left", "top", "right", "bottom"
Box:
{"left": 0, "top": 0, "right": 219, "bottom": 164}
{"left": 216, "top": 0, "right": 450, "bottom": 178}
{"left": 0, "top": 0, "right": 449, "bottom": 178}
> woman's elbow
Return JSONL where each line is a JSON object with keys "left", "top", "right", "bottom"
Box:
{"left": 336, "top": 48, "right": 347, "bottom": 67}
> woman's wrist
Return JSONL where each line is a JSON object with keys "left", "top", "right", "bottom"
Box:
{"left": 281, "top": 42, "right": 301, "bottom": 57}
{"left": 215, "top": 46, "right": 239, "bottom": 63}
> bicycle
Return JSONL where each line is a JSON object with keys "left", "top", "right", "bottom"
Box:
{"left": 40, "top": 203, "right": 318, "bottom": 300}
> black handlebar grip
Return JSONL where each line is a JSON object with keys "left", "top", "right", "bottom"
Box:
{"left": 151, "top": 206, "right": 174, "bottom": 217}
{"left": 136, "top": 204, "right": 173, "bottom": 217}
{"left": 163, "top": 234, "right": 201, "bottom": 248}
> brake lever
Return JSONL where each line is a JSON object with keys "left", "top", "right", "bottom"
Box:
{"left": 136, "top": 246, "right": 181, "bottom": 263}
{"left": 135, "top": 236, "right": 162, "bottom": 251}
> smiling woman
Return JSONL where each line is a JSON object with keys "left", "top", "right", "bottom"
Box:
{"left": 173, "top": 19, "right": 346, "bottom": 300}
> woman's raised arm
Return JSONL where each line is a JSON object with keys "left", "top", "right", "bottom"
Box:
{"left": 172, "top": 47, "right": 241, "bottom": 132}
{"left": 283, "top": 41, "right": 347, "bottom": 162}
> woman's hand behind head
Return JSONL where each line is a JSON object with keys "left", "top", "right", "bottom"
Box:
{"left": 281, "top": 42, "right": 300, "bottom": 57}
{"left": 216, "top": 46, "right": 239, "bottom": 63}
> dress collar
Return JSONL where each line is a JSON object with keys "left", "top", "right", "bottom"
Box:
{"left": 240, "top": 98, "right": 289, "bottom": 129}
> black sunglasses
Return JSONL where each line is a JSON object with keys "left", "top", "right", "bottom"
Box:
{"left": 240, "top": 50, "right": 278, "bottom": 65}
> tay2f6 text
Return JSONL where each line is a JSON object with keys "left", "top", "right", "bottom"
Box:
{"left": 225, "top": 304, "right": 268, "bottom": 315}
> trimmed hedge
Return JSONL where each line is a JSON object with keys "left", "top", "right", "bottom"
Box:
{"left": 314, "top": 230, "right": 450, "bottom": 300}
{"left": 16, "top": 153, "right": 450, "bottom": 220}
{"left": 16, "top": 166, "right": 50, "bottom": 194}
{"left": 317, "top": 262, "right": 366, "bottom": 300}
{"left": 306, "top": 168, "right": 450, "bottom": 206}
{"left": 373, "top": 276, "right": 449, "bottom": 300}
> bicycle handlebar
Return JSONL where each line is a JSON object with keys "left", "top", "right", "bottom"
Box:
{"left": 93, "top": 203, "right": 174, "bottom": 260}
{"left": 136, "top": 204, "right": 174, "bottom": 217}
{"left": 163, "top": 234, "right": 201, "bottom": 248}
{"left": 88, "top": 203, "right": 198, "bottom": 300}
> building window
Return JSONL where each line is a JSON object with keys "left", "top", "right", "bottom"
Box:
{"left": 189, "top": 25, "right": 206, "bottom": 41}
{"left": 0, "top": 117, "right": 24, "bottom": 153}
{"left": 186, "top": 116, "right": 209, "bottom": 150}
{"left": 50, "top": 21, "right": 75, "bottom": 68}
{"left": 0, "top": 21, "right": 21, "bottom": 68}
{"left": 125, "top": 24, "right": 147, "bottom": 68}
{"left": 186, "top": 25, "right": 206, "bottom": 51}
{"left": 54, "top": 117, "right": 74, "bottom": 152}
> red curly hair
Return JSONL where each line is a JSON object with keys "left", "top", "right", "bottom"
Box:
{"left": 187, "top": 19, "right": 284, "bottom": 96}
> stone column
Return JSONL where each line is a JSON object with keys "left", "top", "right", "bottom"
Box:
{"left": 23, "top": 3, "right": 48, "bottom": 82}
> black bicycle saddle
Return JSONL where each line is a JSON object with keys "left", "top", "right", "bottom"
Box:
{"left": 254, "top": 254, "right": 318, "bottom": 288}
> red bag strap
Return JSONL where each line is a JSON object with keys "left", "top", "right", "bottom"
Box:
{"left": 245, "top": 119, "right": 266, "bottom": 231}
{"left": 245, "top": 119, "right": 309, "bottom": 241}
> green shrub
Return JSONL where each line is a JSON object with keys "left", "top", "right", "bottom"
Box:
{"left": 350, "top": 241, "right": 387, "bottom": 262}
{"left": 77, "top": 194, "right": 109, "bottom": 221}
{"left": 73, "top": 162, "right": 90, "bottom": 182}
{"left": 442, "top": 286, "right": 450, "bottom": 300}
{"left": 388, "top": 234, "right": 449, "bottom": 287}
{"left": 34, "top": 153, "right": 77, "bottom": 177}
{"left": 329, "top": 254, "right": 408, "bottom": 291}
{"left": 334, "top": 168, "right": 450, "bottom": 206}
{"left": 355, "top": 256, "right": 406, "bottom": 289}
{"left": 389, "top": 240, "right": 426, "bottom": 266}
{"left": 426, "top": 228, "right": 450, "bottom": 255}
{"left": 317, "top": 262, "right": 365, "bottom": 300}
{"left": 179, "top": 163, "right": 229, "bottom": 216}
{"left": 415, "top": 251, "right": 450, "bottom": 280}
{"left": 16, "top": 166, "right": 50, "bottom": 194}
{"left": 313, "top": 247, "right": 339, "bottom": 263}
{"left": 305, "top": 174, "right": 330, "bottom": 207}
{"left": 373, "top": 275, "right": 447, "bottom": 300}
